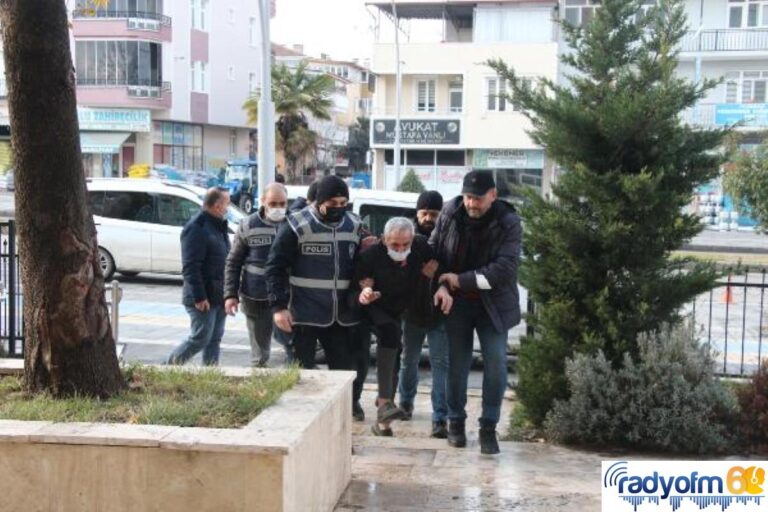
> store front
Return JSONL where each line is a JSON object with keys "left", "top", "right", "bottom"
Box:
{"left": 472, "top": 149, "right": 545, "bottom": 201}
{"left": 78, "top": 108, "right": 151, "bottom": 177}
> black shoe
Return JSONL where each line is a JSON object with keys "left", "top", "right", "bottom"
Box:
{"left": 479, "top": 426, "right": 500, "bottom": 455}
{"left": 447, "top": 421, "right": 466, "bottom": 448}
{"left": 431, "top": 420, "right": 448, "bottom": 439}
{"left": 399, "top": 402, "right": 413, "bottom": 421}
{"left": 371, "top": 423, "right": 393, "bottom": 437}
{"left": 377, "top": 400, "right": 405, "bottom": 423}
{"left": 352, "top": 401, "right": 365, "bottom": 422}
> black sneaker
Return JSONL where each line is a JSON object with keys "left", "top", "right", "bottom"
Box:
{"left": 431, "top": 420, "right": 448, "bottom": 439}
{"left": 399, "top": 402, "right": 414, "bottom": 421}
{"left": 352, "top": 401, "right": 365, "bottom": 422}
{"left": 447, "top": 420, "right": 466, "bottom": 448}
{"left": 479, "top": 427, "right": 500, "bottom": 455}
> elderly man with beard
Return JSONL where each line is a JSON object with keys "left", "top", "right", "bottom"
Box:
{"left": 395, "top": 190, "right": 452, "bottom": 439}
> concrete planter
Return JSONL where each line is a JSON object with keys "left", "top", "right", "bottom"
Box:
{"left": 0, "top": 365, "right": 354, "bottom": 512}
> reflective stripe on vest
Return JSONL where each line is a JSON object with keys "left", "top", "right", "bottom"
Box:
{"left": 289, "top": 276, "right": 351, "bottom": 289}
{"left": 246, "top": 264, "right": 266, "bottom": 275}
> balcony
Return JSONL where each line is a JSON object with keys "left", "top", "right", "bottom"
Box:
{"left": 680, "top": 29, "right": 768, "bottom": 54}
{"left": 72, "top": 9, "right": 172, "bottom": 42}
{"left": 77, "top": 80, "right": 172, "bottom": 110}
{"left": 682, "top": 102, "right": 768, "bottom": 130}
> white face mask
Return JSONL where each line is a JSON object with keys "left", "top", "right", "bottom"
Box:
{"left": 265, "top": 207, "right": 286, "bottom": 222}
{"left": 387, "top": 247, "right": 411, "bottom": 262}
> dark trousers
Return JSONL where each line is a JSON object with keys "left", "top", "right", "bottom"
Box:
{"left": 351, "top": 324, "right": 372, "bottom": 403}
{"left": 292, "top": 323, "right": 355, "bottom": 372}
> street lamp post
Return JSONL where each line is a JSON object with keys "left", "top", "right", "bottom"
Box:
{"left": 257, "top": 0, "right": 275, "bottom": 197}
{"left": 392, "top": 0, "right": 402, "bottom": 186}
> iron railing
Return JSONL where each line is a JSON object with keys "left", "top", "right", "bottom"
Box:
{"left": 72, "top": 9, "right": 171, "bottom": 26}
{"left": 681, "top": 28, "right": 768, "bottom": 53}
{"left": 0, "top": 221, "right": 123, "bottom": 359}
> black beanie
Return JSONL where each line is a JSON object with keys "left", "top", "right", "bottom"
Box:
{"left": 315, "top": 175, "right": 349, "bottom": 205}
{"left": 416, "top": 190, "right": 443, "bottom": 211}
{"left": 307, "top": 180, "right": 319, "bottom": 202}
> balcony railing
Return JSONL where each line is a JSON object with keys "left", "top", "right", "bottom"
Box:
{"left": 72, "top": 9, "right": 171, "bottom": 26}
{"left": 680, "top": 28, "right": 768, "bottom": 52}
{"left": 77, "top": 79, "right": 171, "bottom": 99}
{"left": 371, "top": 107, "right": 464, "bottom": 116}
{"left": 682, "top": 102, "right": 768, "bottom": 129}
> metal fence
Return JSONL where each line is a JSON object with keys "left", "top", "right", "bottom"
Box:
{"left": 689, "top": 268, "right": 768, "bottom": 377}
{"left": 0, "top": 221, "right": 123, "bottom": 359}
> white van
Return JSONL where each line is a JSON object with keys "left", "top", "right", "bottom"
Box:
{"left": 284, "top": 185, "right": 420, "bottom": 236}
{"left": 86, "top": 178, "right": 245, "bottom": 280}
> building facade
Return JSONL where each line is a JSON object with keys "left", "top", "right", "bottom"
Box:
{"left": 0, "top": 0, "right": 271, "bottom": 178}
{"left": 367, "top": 0, "right": 559, "bottom": 199}
{"left": 273, "top": 44, "right": 373, "bottom": 178}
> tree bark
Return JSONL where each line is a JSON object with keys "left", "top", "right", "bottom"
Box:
{"left": 0, "top": 0, "right": 125, "bottom": 397}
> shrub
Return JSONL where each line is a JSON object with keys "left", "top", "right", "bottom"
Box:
{"left": 397, "top": 169, "right": 426, "bottom": 193}
{"left": 544, "top": 322, "right": 738, "bottom": 453}
{"left": 737, "top": 361, "right": 768, "bottom": 450}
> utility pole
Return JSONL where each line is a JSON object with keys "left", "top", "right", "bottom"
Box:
{"left": 392, "top": 0, "right": 402, "bottom": 186}
{"left": 257, "top": 0, "right": 275, "bottom": 196}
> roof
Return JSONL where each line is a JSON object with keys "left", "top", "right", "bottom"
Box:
{"left": 271, "top": 43, "right": 305, "bottom": 58}
{"left": 366, "top": 0, "right": 553, "bottom": 19}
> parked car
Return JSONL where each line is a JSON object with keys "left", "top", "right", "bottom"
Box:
{"left": 86, "top": 178, "right": 244, "bottom": 280}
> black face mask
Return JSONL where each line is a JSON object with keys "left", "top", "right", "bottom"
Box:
{"left": 322, "top": 206, "right": 346, "bottom": 223}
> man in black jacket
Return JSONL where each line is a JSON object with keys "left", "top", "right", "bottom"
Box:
{"left": 351, "top": 216, "right": 444, "bottom": 436}
{"left": 431, "top": 170, "right": 521, "bottom": 455}
{"left": 397, "top": 190, "right": 450, "bottom": 438}
{"left": 167, "top": 188, "right": 232, "bottom": 366}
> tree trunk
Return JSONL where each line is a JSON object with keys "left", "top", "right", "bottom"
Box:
{"left": 0, "top": 0, "right": 125, "bottom": 397}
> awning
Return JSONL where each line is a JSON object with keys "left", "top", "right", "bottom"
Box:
{"left": 79, "top": 132, "right": 130, "bottom": 154}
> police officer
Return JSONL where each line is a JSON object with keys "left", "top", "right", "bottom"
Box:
{"left": 224, "top": 183, "right": 289, "bottom": 367}
{"left": 265, "top": 175, "right": 362, "bottom": 371}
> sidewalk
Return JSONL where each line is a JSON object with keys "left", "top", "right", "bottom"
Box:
{"left": 337, "top": 386, "right": 602, "bottom": 511}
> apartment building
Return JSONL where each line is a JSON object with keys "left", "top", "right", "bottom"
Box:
{"left": 0, "top": 0, "right": 272, "bottom": 177}
{"left": 273, "top": 44, "right": 373, "bottom": 175}
{"left": 367, "top": 0, "right": 559, "bottom": 199}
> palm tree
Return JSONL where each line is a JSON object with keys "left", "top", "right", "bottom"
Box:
{"left": 244, "top": 61, "right": 336, "bottom": 181}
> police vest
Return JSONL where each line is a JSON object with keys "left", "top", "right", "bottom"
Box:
{"left": 287, "top": 208, "right": 361, "bottom": 327}
{"left": 240, "top": 213, "right": 280, "bottom": 300}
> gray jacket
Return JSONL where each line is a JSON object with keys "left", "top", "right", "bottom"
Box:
{"left": 429, "top": 196, "right": 522, "bottom": 333}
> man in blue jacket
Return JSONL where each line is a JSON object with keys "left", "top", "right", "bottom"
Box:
{"left": 431, "top": 170, "right": 521, "bottom": 455}
{"left": 167, "top": 187, "right": 232, "bottom": 366}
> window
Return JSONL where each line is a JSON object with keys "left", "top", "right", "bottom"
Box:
{"left": 486, "top": 76, "right": 535, "bottom": 112}
{"left": 416, "top": 79, "right": 436, "bottom": 113}
{"left": 75, "top": 40, "right": 162, "bottom": 86}
{"left": 191, "top": 61, "right": 208, "bottom": 92}
{"left": 87, "top": 191, "right": 106, "bottom": 216}
{"left": 384, "top": 150, "right": 405, "bottom": 165}
{"left": 191, "top": 0, "right": 208, "bottom": 30}
{"left": 437, "top": 150, "right": 465, "bottom": 166}
{"left": 249, "top": 72, "right": 257, "bottom": 93}
{"left": 359, "top": 205, "right": 416, "bottom": 237}
{"left": 449, "top": 80, "right": 463, "bottom": 113}
{"left": 725, "top": 71, "right": 768, "bottom": 103}
{"left": 153, "top": 121, "right": 204, "bottom": 170}
{"left": 729, "top": 0, "right": 768, "bottom": 27}
{"left": 406, "top": 150, "right": 434, "bottom": 166}
{"left": 486, "top": 77, "right": 507, "bottom": 111}
{"left": 564, "top": 0, "right": 601, "bottom": 26}
{"left": 102, "top": 192, "right": 155, "bottom": 223}
{"left": 249, "top": 17, "right": 258, "bottom": 46}
{"left": 156, "top": 195, "right": 199, "bottom": 226}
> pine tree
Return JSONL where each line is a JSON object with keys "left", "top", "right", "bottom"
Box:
{"left": 489, "top": 0, "right": 726, "bottom": 424}
{"left": 397, "top": 169, "right": 426, "bottom": 193}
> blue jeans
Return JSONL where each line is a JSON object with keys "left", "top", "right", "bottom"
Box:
{"left": 446, "top": 298, "right": 508, "bottom": 428}
{"left": 167, "top": 305, "right": 227, "bottom": 366}
{"left": 398, "top": 320, "right": 449, "bottom": 422}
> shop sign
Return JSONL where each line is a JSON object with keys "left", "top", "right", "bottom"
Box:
{"left": 372, "top": 119, "right": 460, "bottom": 145}
{"left": 77, "top": 108, "right": 151, "bottom": 132}
{"left": 473, "top": 149, "right": 544, "bottom": 169}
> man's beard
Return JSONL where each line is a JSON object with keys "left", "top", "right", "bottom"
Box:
{"left": 418, "top": 221, "right": 434, "bottom": 235}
